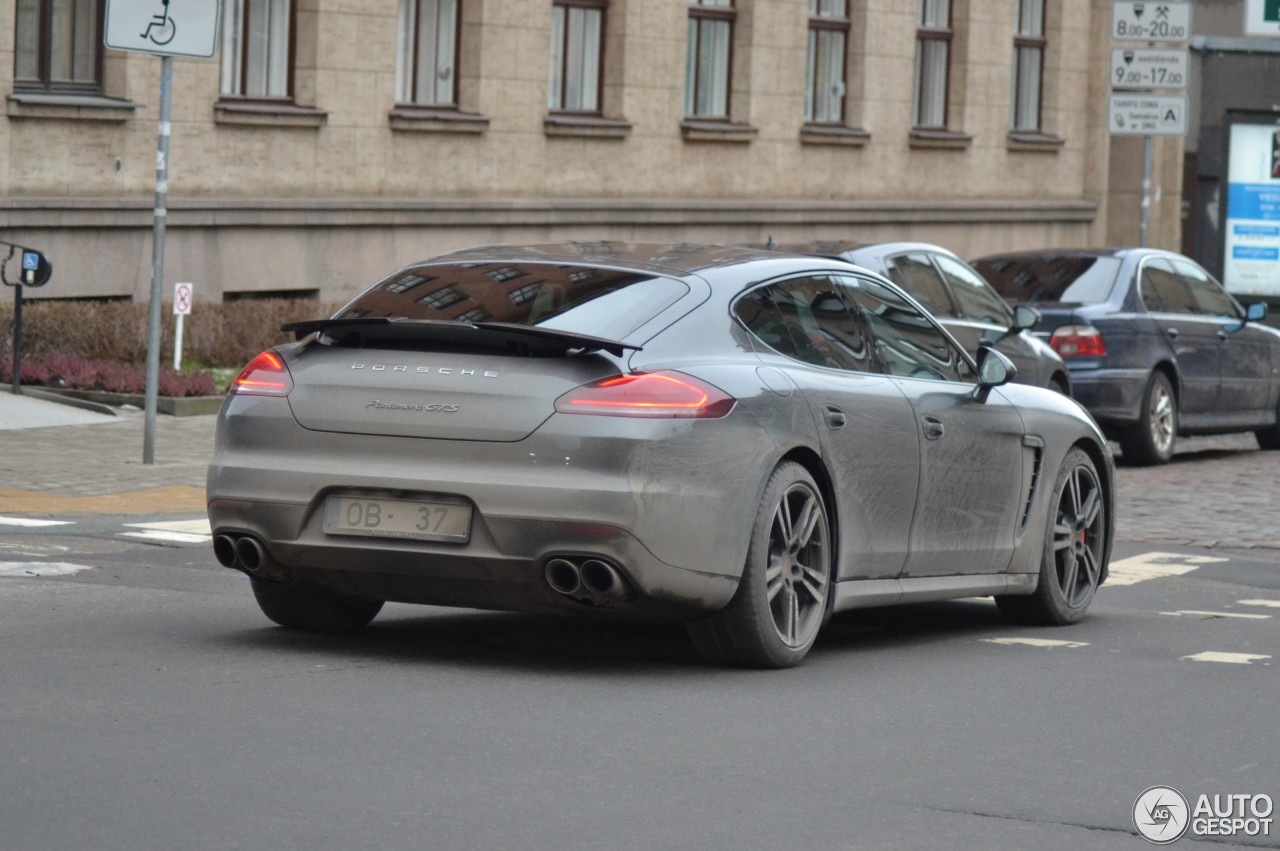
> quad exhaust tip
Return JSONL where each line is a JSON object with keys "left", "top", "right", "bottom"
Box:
{"left": 212, "top": 532, "right": 270, "bottom": 574}
{"left": 544, "top": 556, "right": 630, "bottom": 603}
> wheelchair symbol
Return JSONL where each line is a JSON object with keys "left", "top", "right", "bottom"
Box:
{"left": 140, "top": 0, "right": 177, "bottom": 45}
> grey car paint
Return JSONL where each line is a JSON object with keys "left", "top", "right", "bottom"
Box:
{"left": 768, "top": 240, "right": 1072, "bottom": 393}
{"left": 207, "top": 243, "right": 1114, "bottom": 652}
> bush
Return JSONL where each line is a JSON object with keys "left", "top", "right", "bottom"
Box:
{"left": 0, "top": 297, "right": 338, "bottom": 396}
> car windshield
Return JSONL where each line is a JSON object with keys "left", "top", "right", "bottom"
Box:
{"left": 335, "top": 262, "right": 689, "bottom": 341}
{"left": 974, "top": 255, "right": 1122, "bottom": 305}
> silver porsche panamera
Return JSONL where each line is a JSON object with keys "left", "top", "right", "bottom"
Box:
{"left": 207, "top": 242, "right": 1115, "bottom": 668}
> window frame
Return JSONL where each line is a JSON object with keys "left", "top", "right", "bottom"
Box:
{"left": 912, "top": 0, "right": 952, "bottom": 130}
{"left": 684, "top": 0, "right": 736, "bottom": 120}
{"left": 1010, "top": 0, "right": 1046, "bottom": 133}
{"left": 548, "top": 0, "right": 607, "bottom": 115}
{"left": 13, "top": 0, "right": 105, "bottom": 96}
{"left": 804, "top": 0, "right": 850, "bottom": 126}
{"left": 220, "top": 0, "right": 297, "bottom": 101}
{"left": 396, "top": 0, "right": 461, "bottom": 108}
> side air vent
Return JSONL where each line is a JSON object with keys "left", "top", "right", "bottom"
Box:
{"left": 1019, "top": 442, "right": 1044, "bottom": 534}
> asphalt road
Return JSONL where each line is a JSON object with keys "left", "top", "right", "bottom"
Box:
{"left": 0, "top": 521, "right": 1276, "bottom": 851}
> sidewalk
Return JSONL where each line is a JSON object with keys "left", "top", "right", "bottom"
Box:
{"left": 0, "top": 391, "right": 214, "bottom": 515}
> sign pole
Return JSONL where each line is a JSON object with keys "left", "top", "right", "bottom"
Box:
{"left": 1140, "top": 134, "right": 1152, "bottom": 247}
{"left": 143, "top": 53, "right": 173, "bottom": 465}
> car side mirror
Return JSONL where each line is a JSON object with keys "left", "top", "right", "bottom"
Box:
{"left": 1247, "top": 302, "right": 1267, "bottom": 323}
{"left": 974, "top": 348, "right": 1017, "bottom": 403}
{"left": 1012, "top": 304, "right": 1040, "bottom": 331}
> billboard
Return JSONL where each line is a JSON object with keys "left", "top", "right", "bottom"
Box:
{"left": 1223, "top": 122, "right": 1280, "bottom": 297}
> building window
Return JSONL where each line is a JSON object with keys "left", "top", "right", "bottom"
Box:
{"left": 221, "top": 0, "right": 293, "bottom": 98}
{"left": 912, "top": 0, "right": 951, "bottom": 128}
{"left": 396, "top": 0, "right": 458, "bottom": 106}
{"left": 13, "top": 0, "right": 103, "bottom": 94}
{"left": 549, "top": 0, "right": 604, "bottom": 112}
{"left": 1011, "top": 0, "right": 1044, "bottom": 132}
{"left": 417, "top": 286, "right": 464, "bottom": 310}
{"left": 805, "top": 0, "right": 847, "bottom": 124}
{"left": 685, "top": 0, "right": 734, "bottom": 118}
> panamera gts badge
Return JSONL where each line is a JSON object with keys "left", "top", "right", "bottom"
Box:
{"left": 366, "top": 400, "right": 460, "bottom": 412}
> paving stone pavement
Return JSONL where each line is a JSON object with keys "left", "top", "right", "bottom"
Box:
{"left": 0, "top": 395, "right": 1275, "bottom": 549}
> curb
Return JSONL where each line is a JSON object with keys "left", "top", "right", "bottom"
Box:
{"left": 27, "top": 388, "right": 224, "bottom": 416}
{"left": 22, "top": 387, "right": 117, "bottom": 416}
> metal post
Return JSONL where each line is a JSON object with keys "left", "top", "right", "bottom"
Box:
{"left": 10, "top": 284, "right": 22, "bottom": 395}
{"left": 144, "top": 54, "right": 173, "bottom": 465}
{"left": 1139, "top": 134, "right": 1152, "bottom": 248}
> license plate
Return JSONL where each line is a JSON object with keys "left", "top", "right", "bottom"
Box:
{"left": 323, "top": 495, "right": 472, "bottom": 543}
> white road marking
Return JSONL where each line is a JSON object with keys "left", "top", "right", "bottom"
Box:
{"left": 120, "top": 530, "right": 211, "bottom": 544}
{"left": 1182, "top": 652, "right": 1271, "bottom": 665}
{"left": 0, "top": 516, "right": 74, "bottom": 527}
{"left": 1160, "top": 610, "right": 1271, "bottom": 620}
{"left": 1239, "top": 599, "right": 1280, "bottom": 609}
{"left": 0, "top": 561, "right": 94, "bottom": 577}
{"left": 1106, "top": 552, "right": 1228, "bottom": 586}
{"left": 981, "top": 637, "right": 1090, "bottom": 649}
{"left": 0, "top": 541, "right": 70, "bottom": 556}
{"left": 125, "top": 519, "right": 211, "bottom": 535}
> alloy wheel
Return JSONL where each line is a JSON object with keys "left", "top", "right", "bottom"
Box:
{"left": 764, "top": 482, "right": 830, "bottom": 648}
{"left": 1051, "top": 462, "right": 1105, "bottom": 608}
{"left": 1148, "top": 381, "right": 1176, "bottom": 455}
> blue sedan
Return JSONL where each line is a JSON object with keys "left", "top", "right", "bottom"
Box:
{"left": 973, "top": 247, "right": 1280, "bottom": 465}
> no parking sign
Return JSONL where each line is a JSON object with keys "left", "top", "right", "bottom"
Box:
{"left": 173, "top": 282, "right": 193, "bottom": 315}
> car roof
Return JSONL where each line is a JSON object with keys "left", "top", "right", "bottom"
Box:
{"left": 430, "top": 241, "right": 796, "bottom": 276}
{"left": 762, "top": 239, "right": 964, "bottom": 260}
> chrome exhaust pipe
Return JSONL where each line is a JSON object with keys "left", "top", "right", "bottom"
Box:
{"left": 545, "top": 558, "right": 582, "bottom": 595}
{"left": 235, "top": 536, "right": 267, "bottom": 573}
{"left": 213, "top": 534, "right": 239, "bottom": 568}
{"left": 580, "top": 558, "right": 623, "bottom": 598}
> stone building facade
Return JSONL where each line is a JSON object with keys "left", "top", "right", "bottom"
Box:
{"left": 0, "top": 0, "right": 1183, "bottom": 303}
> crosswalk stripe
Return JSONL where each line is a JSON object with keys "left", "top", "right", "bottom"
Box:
{"left": 0, "top": 516, "right": 75, "bottom": 527}
{"left": 1160, "top": 610, "right": 1270, "bottom": 620}
{"left": 120, "top": 530, "right": 211, "bottom": 544}
{"left": 981, "top": 637, "right": 1089, "bottom": 649}
{"left": 1239, "top": 599, "right": 1280, "bottom": 609}
{"left": 1182, "top": 651, "right": 1271, "bottom": 665}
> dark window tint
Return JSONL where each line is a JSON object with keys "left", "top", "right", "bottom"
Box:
{"left": 976, "top": 255, "right": 1121, "bottom": 304}
{"left": 935, "top": 254, "right": 1011, "bottom": 325}
{"left": 1140, "top": 258, "right": 1196, "bottom": 314}
{"left": 1172, "top": 259, "right": 1240, "bottom": 318}
{"left": 338, "top": 263, "right": 688, "bottom": 341}
{"left": 843, "top": 275, "right": 974, "bottom": 382}
{"left": 735, "top": 276, "right": 876, "bottom": 372}
{"left": 882, "top": 253, "right": 953, "bottom": 316}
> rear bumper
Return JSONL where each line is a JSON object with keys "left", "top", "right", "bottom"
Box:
{"left": 207, "top": 396, "right": 772, "bottom": 620}
{"left": 1065, "top": 366, "right": 1149, "bottom": 427}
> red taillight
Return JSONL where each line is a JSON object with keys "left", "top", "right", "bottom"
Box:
{"left": 1049, "top": 325, "right": 1107, "bottom": 358}
{"left": 554, "top": 371, "right": 735, "bottom": 418}
{"left": 230, "top": 351, "right": 294, "bottom": 396}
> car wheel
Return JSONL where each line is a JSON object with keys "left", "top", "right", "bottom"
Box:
{"left": 1120, "top": 371, "right": 1176, "bottom": 465}
{"left": 1255, "top": 399, "right": 1280, "bottom": 450}
{"left": 996, "top": 447, "right": 1107, "bottom": 626}
{"left": 687, "top": 461, "right": 832, "bottom": 668}
{"left": 1050, "top": 374, "right": 1070, "bottom": 395}
{"left": 251, "top": 578, "right": 384, "bottom": 632}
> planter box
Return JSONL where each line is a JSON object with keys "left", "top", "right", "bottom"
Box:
{"left": 33, "top": 388, "right": 226, "bottom": 416}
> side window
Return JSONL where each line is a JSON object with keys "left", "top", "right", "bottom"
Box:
{"left": 734, "top": 276, "right": 876, "bottom": 373}
{"left": 882, "top": 253, "right": 953, "bottom": 316}
{"left": 934, "top": 254, "right": 1013, "bottom": 325}
{"left": 1172, "top": 259, "right": 1240, "bottom": 318}
{"left": 1140, "top": 258, "right": 1195, "bottom": 314}
{"left": 843, "top": 275, "right": 974, "bottom": 383}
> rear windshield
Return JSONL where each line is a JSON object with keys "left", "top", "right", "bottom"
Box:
{"left": 336, "top": 262, "right": 689, "bottom": 341}
{"left": 974, "top": 256, "right": 1122, "bottom": 305}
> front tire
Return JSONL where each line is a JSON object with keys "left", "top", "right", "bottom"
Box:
{"left": 251, "top": 578, "right": 383, "bottom": 632}
{"left": 687, "top": 462, "right": 832, "bottom": 668}
{"left": 997, "top": 447, "right": 1107, "bottom": 626}
{"left": 1120, "top": 371, "right": 1176, "bottom": 465}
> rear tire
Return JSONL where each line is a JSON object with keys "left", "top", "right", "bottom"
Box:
{"left": 1256, "top": 399, "right": 1280, "bottom": 450}
{"left": 997, "top": 447, "right": 1107, "bottom": 626}
{"left": 1119, "top": 371, "right": 1176, "bottom": 466}
{"left": 251, "top": 578, "right": 383, "bottom": 632}
{"left": 687, "top": 462, "right": 832, "bottom": 668}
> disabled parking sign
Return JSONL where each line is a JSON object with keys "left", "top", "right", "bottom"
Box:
{"left": 104, "top": 0, "right": 221, "bottom": 59}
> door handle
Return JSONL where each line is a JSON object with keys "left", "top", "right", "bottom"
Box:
{"left": 1165, "top": 327, "right": 1180, "bottom": 340}
{"left": 922, "top": 415, "right": 945, "bottom": 440}
{"left": 823, "top": 405, "right": 847, "bottom": 430}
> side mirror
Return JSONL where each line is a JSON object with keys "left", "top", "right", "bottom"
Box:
{"left": 974, "top": 348, "right": 1017, "bottom": 403}
{"left": 1012, "top": 304, "right": 1041, "bottom": 331}
{"left": 1247, "top": 302, "right": 1267, "bottom": 323}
